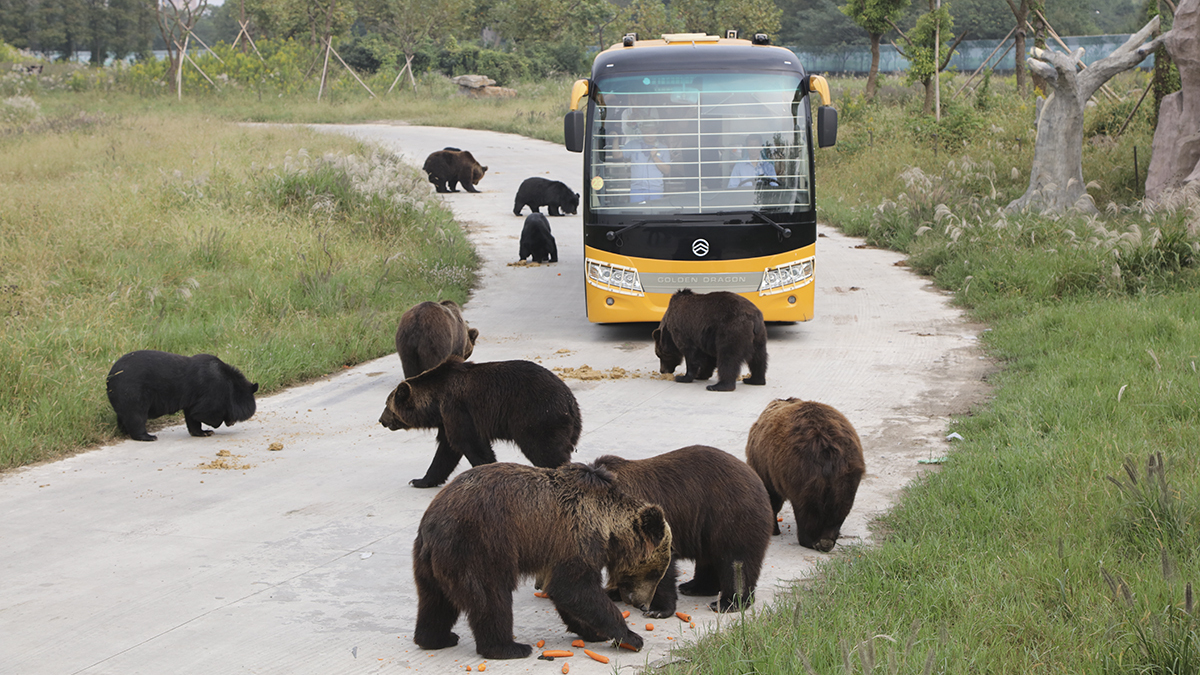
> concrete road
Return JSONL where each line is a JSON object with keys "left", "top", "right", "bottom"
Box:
{"left": 0, "top": 125, "right": 991, "bottom": 674}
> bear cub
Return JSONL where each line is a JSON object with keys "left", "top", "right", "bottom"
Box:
{"left": 513, "top": 177, "right": 579, "bottom": 216}
{"left": 653, "top": 289, "right": 768, "bottom": 391}
{"left": 395, "top": 299, "right": 479, "bottom": 379}
{"left": 518, "top": 213, "right": 558, "bottom": 263}
{"left": 106, "top": 350, "right": 258, "bottom": 441}
{"left": 746, "top": 398, "right": 866, "bottom": 552}
{"left": 422, "top": 148, "right": 487, "bottom": 193}
{"left": 379, "top": 356, "right": 581, "bottom": 487}
{"left": 413, "top": 462, "right": 672, "bottom": 659}
{"left": 594, "top": 445, "right": 773, "bottom": 615}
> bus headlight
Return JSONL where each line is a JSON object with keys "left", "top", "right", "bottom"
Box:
{"left": 758, "top": 257, "right": 814, "bottom": 294}
{"left": 586, "top": 258, "right": 644, "bottom": 296}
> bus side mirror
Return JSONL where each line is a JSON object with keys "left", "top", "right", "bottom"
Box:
{"left": 816, "top": 105, "right": 837, "bottom": 148}
{"left": 564, "top": 110, "right": 585, "bottom": 153}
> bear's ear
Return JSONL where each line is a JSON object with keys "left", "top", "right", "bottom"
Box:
{"left": 251, "top": 382, "right": 259, "bottom": 393}
{"left": 634, "top": 504, "right": 669, "bottom": 552}
{"left": 390, "top": 382, "right": 412, "bottom": 407}
{"left": 467, "top": 328, "right": 479, "bottom": 344}
{"left": 651, "top": 328, "right": 661, "bottom": 343}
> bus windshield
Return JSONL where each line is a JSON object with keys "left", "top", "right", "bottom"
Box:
{"left": 589, "top": 72, "right": 811, "bottom": 216}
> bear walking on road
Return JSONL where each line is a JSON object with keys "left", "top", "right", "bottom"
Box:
{"left": 412, "top": 462, "right": 672, "bottom": 659}
{"left": 422, "top": 148, "right": 487, "bottom": 193}
{"left": 746, "top": 398, "right": 865, "bottom": 552}
{"left": 394, "top": 300, "right": 479, "bottom": 379}
{"left": 518, "top": 213, "right": 558, "bottom": 263}
{"left": 378, "top": 356, "right": 581, "bottom": 487}
{"left": 652, "top": 289, "right": 768, "bottom": 391}
{"left": 593, "top": 445, "right": 773, "bottom": 614}
{"left": 513, "top": 177, "right": 579, "bottom": 216}
{"left": 106, "top": 350, "right": 258, "bottom": 441}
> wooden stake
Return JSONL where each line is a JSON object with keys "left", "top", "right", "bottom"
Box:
{"left": 327, "top": 38, "right": 377, "bottom": 98}
{"left": 317, "top": 38, "right": 332, "bottom": 102}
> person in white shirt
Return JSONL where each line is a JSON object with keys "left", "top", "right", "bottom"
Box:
{"left": 619, "top": 121, "right": 671, "bottom": 203}
{"left": 727, "top": 134, "right": 778, "bottom": 189}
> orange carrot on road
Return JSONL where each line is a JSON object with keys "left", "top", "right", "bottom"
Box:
{"left": 584, "top": 649, "right": 610, "bottom": 664}
{"left": 542, "top": 650, "right": 574, "bottom": 658}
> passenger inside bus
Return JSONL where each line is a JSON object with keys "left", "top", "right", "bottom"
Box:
{"left": 615, "top": 119, "right": 672, "bottom": 204}
{"left": 727, "top": 134, "right": 778, "bottom": 189}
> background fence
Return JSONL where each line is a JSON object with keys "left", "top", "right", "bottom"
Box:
{"left": 786, "top": 34, "right": 1154, "bottom": 75}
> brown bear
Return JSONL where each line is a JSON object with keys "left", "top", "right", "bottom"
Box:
{"left": 652, "top": 289, "right": 768, "bottom": 391}
{"left": 422, "top": 148, "right": 487, "bottom": 193}
{"left": 394, "top": 300, "right": 479, "bottom": 379}
{"left": 378, "top": 356, "right": 581, "bottom": 487}
{"left": 745, "top": 398, "right": 865, "bottom": 552}
{"left": 513, "top": 177, "right": 580, "bottom": 216}
{"left": 518, "top": 213, "right": 557, "bottom": 263}
{"left": 412, "top": 462, "right": 672, "bottom": 659}
{"left": 106, "top": 350, "right": 258, "bottom": 441}
{"left": 593, "top": 445, "right": 773, "bottom": 615}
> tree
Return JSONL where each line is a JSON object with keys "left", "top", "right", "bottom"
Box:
{"left": 891, "top": 0, "right": 966, "bottom": 115}
{"left": 360, "top": 0, "right": 468, "bottom": 90}
{"left": 1008, "top": 16, "right": 1166, "bottom": 214}
{"left": 1146, "top": 0, "right": 1197, "bottom": 201}
{"left": 1003, "top": 0, "right": 1039, "bottom": 95}
{"left": 840, "top": 0, "right": 909, "bottom": 99}
{"left": 156, "top": 0, "right": 208, "bottom": 89}
{"left": 673, "top": 0, "right": 781, "bottom": 37}
{"left": 623, "top": 0, "right": 682, "bottom": 42}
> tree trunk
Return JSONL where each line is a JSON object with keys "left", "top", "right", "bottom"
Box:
{"left": 1008, "top": 17, "right": 1166, "bottom": 214}
{"left": 1013, "top": 22, "right": 1027, "bottom": 94}
{"left": 922, "top": 77, "right": 935, "bottom": 115}
{"left": 1146, "top": 0, "right": 1200, "bottom": 201}
{"left": 866, "top": 32, "right": 882, "bottom": 100}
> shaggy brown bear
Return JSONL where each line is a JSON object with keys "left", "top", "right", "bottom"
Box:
{"left": 518, "top": 213, "right": 558, "bottom": 263}
{"left": 652, "top": 289, "right": 767, "bottom": 391}
{"left": 412, "top": 462, "right": 672, "bottom": 659}
{"left": 378, "top": 356, "right": 581, "bottom": 487}
{"left": 422, "top": 148, "right": 487, "bottom": 193}
{"left": 513, "top": 177, "right": 579, "bottom": 216}
{"left": 106, "top": 350, "right": 258, "bottom": 441}
{"left": 745, "top": 398, "right": 865, "bottom": 552}
{"left": 394, "top": 300, "right": 479, "bottom": 379}
{"left": 593, "top": 445, "right": 773, "bottom": 615}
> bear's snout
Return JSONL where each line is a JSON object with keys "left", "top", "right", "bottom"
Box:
{"left": 379, "top": 406, "right": 408, "bottom": 430}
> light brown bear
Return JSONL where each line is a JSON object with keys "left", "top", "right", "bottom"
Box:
{"left": 746, "top": 398, "right": 865, "bottom": 552}
{"left": 593, "top": 445, "right": 773, "bottom": 615}
{"left": 394, "top": 300, "right": 479, "bottom": 379}
{"left": 653, "top": 289, "right": 767, "bottom": 391}
{"left": 412, "top": 462, "right": 672, "bottom": 659}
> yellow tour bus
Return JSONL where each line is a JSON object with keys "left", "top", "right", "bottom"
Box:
{"left": 564, "top": 31, "right": 837, "bottom": 323}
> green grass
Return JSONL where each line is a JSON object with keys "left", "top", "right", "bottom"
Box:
{"left": 0, "top": 111, "right": 477, "bottom": 468}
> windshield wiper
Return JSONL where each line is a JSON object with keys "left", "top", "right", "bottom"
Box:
{"left": 724, "top": 211, "right": 791, "bottom": 239}
{"left": 604, "top": 218, "right": 683, "bottom": 241}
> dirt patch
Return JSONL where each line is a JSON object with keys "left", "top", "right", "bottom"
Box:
{"left": 506, "top": 260, "right": 546, "bottom": 267}
{"left": 197, "top": 449, "right": 252, "bottom": 470}
{"left": 552, "top": 365, "right": 675, "bottom": 381}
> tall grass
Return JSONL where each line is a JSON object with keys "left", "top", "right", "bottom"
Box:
{"left": 0, "top": 111, "right": 477, "bottom": 468}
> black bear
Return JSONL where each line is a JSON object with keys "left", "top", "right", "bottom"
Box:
{"left": 422, "top": 148, "right": 487, "bottom": 193}
{"left": 513, "top": 177, "right": 579, "bottom": 216}
{"left": 652, "top": 289, "right": 768, "bottom": 391}
{"left": 745, "top": 398, "right": 866, "bottom": 552}
{"left": 378, "top": 356, "right": 581, "bottom": 487}
{"left": 106, "top": 350, "right": 258, "bottom": 441}
{"left": 394, "top": 300, "right": 479, "bottom": 379}
{"left": 518, "top": 213, "right": 558, "bottom": 263}
{"left": 593, "top": 445, "right": 773, "bottom": 614}
{"left": 412, "top": 462, "right": 672, "bottom": 659}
